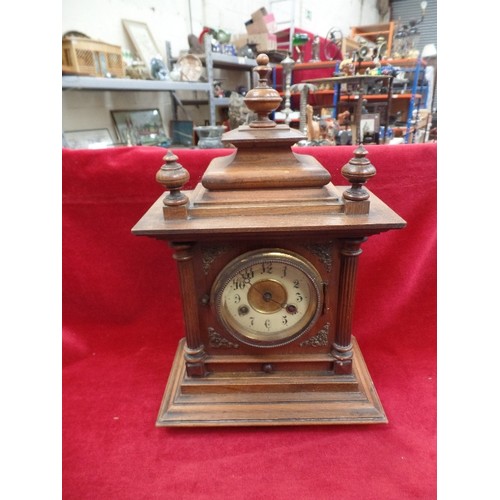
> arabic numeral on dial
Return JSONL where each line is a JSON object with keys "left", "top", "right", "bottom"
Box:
{"left": 264, "top": 319, "right": 271, "bottom": 330}
{"left": 232, "top": 278, "right": 245, "bottom": 290}
{"left": 293, "top": 279, "right": 300, "bottom": 289}
{"left": 233, "top": 294, "right": 241, "bottom": 304}
{"left": 281, "top": 265, "right": 287, "bottom": 278}
{"left": 295, "top": 292, "right": 303, "bottom": 302}
{"left": 261, "top": 262, "right": 272, "bottom": 274}
{"left": 282, "top": 316, "right": 288, "bottom": 325}
{"left": 240, "top": 268, "right": 254, "bottom": 283}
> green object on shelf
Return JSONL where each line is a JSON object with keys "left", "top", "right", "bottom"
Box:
{"left": 292, "top": 33, "right": 309, "bottom": 46}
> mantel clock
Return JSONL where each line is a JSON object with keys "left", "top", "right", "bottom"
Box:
{"left": 132, "top": 54, "right": 406, "bottom": 426}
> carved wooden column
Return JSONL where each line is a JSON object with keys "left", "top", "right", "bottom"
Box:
{"left": 333, "top": 237, "right": 367, "bottom": 374}
{"left": 156, "top": 151, "right": 207, "bottom": 375}
{"left": 170, "top": 242, "right": 207, "bottom": 377}
{"left": 332, "top": 146, "right": 378, "bottom": 374}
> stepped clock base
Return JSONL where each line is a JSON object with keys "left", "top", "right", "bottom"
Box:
{"left": 156, "top": 337, "right": 387, "bottom": 427}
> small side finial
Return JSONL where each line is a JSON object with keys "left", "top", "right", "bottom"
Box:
{"left": 156, "top": 150, "right": 190, "bottom": 218}
{"left": 341, "top": 145, "right": 376, "bottom": 201}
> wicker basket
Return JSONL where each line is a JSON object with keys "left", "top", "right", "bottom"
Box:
{"left": 62, "top": 36, "right": 125, "bottom": 77}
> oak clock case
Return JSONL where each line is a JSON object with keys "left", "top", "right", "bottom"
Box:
{"left": 132, "top": 54, "right": 406, "bottom": 427}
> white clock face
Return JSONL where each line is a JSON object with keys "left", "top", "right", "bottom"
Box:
{"left": 211, "top": 250, "right": 323, "bottom": 347}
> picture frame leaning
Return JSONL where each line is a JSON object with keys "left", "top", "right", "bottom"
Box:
{"left": 122, "top": 19, "right": 162, "bottom": 67}
{"left": 359, "top": 113, "right": 380, "bottom": 143}
{"left": 63, "top": 129, "right": 114, "bottom": 149}
{"left": 111, "top": 109, "right": 171, "bottom": 146}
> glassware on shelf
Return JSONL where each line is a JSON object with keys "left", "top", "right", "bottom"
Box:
{"left": 194, "top": 125, "right": 226, "bottom": 148}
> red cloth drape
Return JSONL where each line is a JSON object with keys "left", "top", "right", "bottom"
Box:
{"left": 63, "top": 143, "right": 436, "bottom": 499}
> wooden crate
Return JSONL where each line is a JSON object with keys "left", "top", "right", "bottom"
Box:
{"left": 341, "top": 37, "right": 360, "bottom": 58}
{"left": 350, "top": 22, "right": 394, "bottom": 58}
{"left": 62, "top": 36, "right": 125, "bottom": 77}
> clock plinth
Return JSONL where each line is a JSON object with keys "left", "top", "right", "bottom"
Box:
{"left": 157, "top": 337, "right": 387, "bottom": 426}
{"left": 132, "top": 53, "right": 406, "bottom": 427}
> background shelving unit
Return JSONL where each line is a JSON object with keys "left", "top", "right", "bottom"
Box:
{"left": 273, "top": 56, "right": 427, "bottom": 143}
{"left": 166, "top": 35, "right": 257, "bottom": 125}
{"left": 62, "top": 35, "right": 257, "bottom": 132}
{"left": 350, "top": 22, "right": 395, "bottom": 57}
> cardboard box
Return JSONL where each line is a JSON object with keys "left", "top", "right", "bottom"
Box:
{"left": 232, "top": 33, "right": 278, "bottom": 52}
{"left": 252, "top": 7, "right": 269, "bottom": 19}
{"left": 245, "top": 7, "right": 277, "bottom": 34}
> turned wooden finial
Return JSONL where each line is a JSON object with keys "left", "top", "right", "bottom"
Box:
{"left": 156, "top": 150, "right": 190, "bottom": 217}
{"left": 243, "top": 53, "right": 283, "bottom": 128}
{"left": 341, "top": 145, "right": 377, "bottom": 201}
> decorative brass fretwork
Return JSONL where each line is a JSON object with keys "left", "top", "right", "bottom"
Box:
{"left": 300, "top": 323, "right": 330, "bottom": 347}
{"left": 202, "top": 246, "right": 228, "bottom": 274}
{"left": 304, "top": 243, "right": 334, "bottom": 272}
{"left": 208, "top": 327, "right": 240, "bottom": 349}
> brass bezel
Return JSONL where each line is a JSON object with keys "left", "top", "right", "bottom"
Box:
{"left": 210, "top": 249, "right": 324, "bottom": 347}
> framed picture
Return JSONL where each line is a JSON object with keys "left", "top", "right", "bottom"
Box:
{"left": 360, "top": 113, "right": 380, "bottom": 143}
{"left": 63, "top": 128, "right": 114, "bottom": 149}
{"left": 170, "top": 120, "right": 194, "bottom": 146}
{"left": 111, "top": 109, "right": 171, "bottom": 146}
{"left": 122, "top": 19, "right": 161, "bottom": 66}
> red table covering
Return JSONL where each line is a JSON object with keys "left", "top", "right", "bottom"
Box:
{"left": 63, "top": 143, "right": 436, "bottom": 499}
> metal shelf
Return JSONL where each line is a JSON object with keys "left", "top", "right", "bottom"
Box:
{"left": 201, "top": 53, "right": 256, "bottom": 71}
{"left": 180, "top": 97, "right": 231, "bottom": 107}
{"left": 62, "top": 76, "right": 212, "bottom": 92}
{"left": 62, "top": 74, "right": 216, "bottom": 128}
{"left": 63, "top": 36, "right": 257, "bottom": 127}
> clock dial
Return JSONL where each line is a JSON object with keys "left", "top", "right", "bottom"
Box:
{"left": 211, "top": 250, "right": 324, "bottom": 347}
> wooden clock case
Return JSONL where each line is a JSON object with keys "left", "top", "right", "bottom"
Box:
{"left": 132, "top": 54, "right": 406, "bottom": 427}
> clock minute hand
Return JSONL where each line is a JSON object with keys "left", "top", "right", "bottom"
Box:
{"left": 251, "top": 282, "right": 297, "bottom": 313}
{"left": 251, "top": 282, "right": 285, "bottom": 307}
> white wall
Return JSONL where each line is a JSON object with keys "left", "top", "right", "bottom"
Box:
{"left": 294, "top": 0, "right": 386, "bottom": 38}
{"left": 63, "top": 0, "right": 189, "bottom": 61}
{"left": 62, "top": 0, "right": 385, "bottom": 61}
{"left": 62, "top": 0, "right": 384, "bottom": 140}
